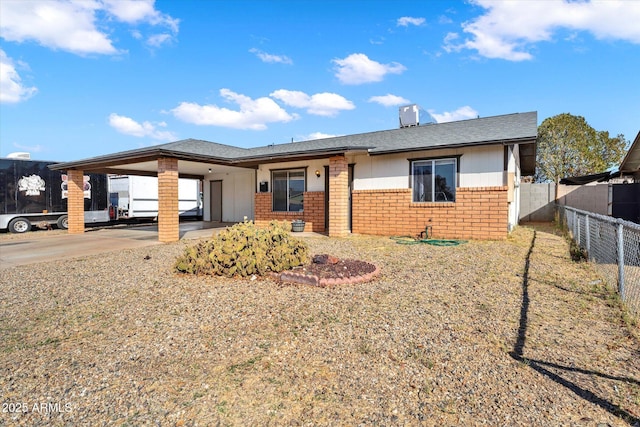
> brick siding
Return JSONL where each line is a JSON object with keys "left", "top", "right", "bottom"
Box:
{"left": 328, "top": 155, "right": 348, "bottom": 237}
{"left": 352, "top": 186, "right": 509, "bottom": 240}
{"left": 67, "top": 169, "right": 85, "bottom": 234}
{"left": 254, "top": 191, "right": 325, "bottom": 232}
{"left": 157, "top": 157, "right": 179, "bottom": 242}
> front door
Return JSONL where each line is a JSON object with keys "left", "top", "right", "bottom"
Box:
{"left": 210, "top": 180, "right": 222, "bottom": 222}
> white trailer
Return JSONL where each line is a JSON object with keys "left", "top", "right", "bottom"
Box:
{"left": 108, "top": 175, "right": 202, "bottom": 220}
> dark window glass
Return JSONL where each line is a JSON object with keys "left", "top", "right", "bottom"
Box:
{"left": 272, "top": 169, "right": 305, "bottom": 211}
{"left": 272, "top": 171, "right": 288, "bottom": 211}
{"left": 412, "top": 159, "right": 456, "bottom": 202}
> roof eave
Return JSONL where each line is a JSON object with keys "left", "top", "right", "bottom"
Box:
{"left": 232, "top": 147, "right": 373, "bottom": 167}
{"left": 367, "top": 136, "right": 537, "bottom": 156}
{"left": 619, "top": 131, "right": 640, "bottom": 173}
{"left": 49, "top": 148, "right": 234, "bottom": 171}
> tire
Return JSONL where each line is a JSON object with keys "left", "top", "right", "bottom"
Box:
{"left": 56, "top": 215, "right": 69, "bottom": 230}
{"left": 8, "top": 217, "right": 32, "bottom": 234}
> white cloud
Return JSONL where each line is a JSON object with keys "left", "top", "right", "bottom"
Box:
{"left": 249, "top": 48, "right": 293, "bottom": 65}
{"left": 428, "top": 106, "right": 478, "bottom": 123}
{"left": 445, "top": 0, "right": 640, "bottom": 61}
{"left": 102, "top": 0, "right": 179, "bottom": 32}
{"left": 305, "top": 132, "right": 339, "bottom": 140}
{"left": 270, "top": 89, "right": 355, "bottom": 117}
{"left": 332, "top": 53, "right": 406, "bottom": 85}
{"left": 108, "top": 113, "right": 176, "bottom": 141}
{"left": 368, "top": 94, "right": 410, "bottom": 107}
{"left": 147, "top": 33, "right": 172, "bottom": 48}
{"left": 0, "top": 50, "right": 37, "bottom": 103}
{"left": 397, "top": 17, "right": 425, "bottom": 27}
{"left": 171, "top": 89, "right": 298, "bottom": 130}
{"left": 0, "top": 0, "right": 179, "bottom": 56}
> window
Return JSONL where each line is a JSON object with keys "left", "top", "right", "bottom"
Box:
{"left": 412, "top": 158, "right": 456, "bottom": 202}
{"left": 272, "top": 169, "right": 305, "bottom": 211}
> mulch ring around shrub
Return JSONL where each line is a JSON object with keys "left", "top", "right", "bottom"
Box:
{"left": 273, "top": 254, "right": 380, "bottom": 287}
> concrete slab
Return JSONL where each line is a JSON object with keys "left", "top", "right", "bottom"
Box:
{"left": 0, "top": 221, "right": 328, "bottom": 269}
{"left": 0, "top": 221, "right": 231, "bottom": 269}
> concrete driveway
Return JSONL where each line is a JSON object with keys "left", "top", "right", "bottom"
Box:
{"left": 0, "top": 222, "right": 229, "bottom": 269}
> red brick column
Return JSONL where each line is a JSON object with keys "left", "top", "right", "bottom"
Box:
{"left": 329, "top": 155, "right": 348, "bottom": 237}
{"left": 67, "top": 169, "right": 85, "bottom": 234}
{"left": 158, "top": 157, "right": 179, "bottom": 242}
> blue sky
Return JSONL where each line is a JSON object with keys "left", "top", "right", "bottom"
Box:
{"left": 1, "top": 0, "right": 639, "bottom": 162}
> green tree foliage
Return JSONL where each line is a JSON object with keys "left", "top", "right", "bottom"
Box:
{"left": 536, "top": 113, "right": 628, "bottom": 183}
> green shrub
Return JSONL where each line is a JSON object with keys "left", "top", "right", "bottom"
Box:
{"left": 175, "top": 220, "right": 309, "bottom": 277}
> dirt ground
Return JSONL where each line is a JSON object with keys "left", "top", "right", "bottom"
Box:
{"left": 0, "top": 224, "right": 638, "bottom": 426}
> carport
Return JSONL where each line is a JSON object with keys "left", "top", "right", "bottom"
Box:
{"left": 51, "top": 139, "right": 256, "bottom": 242}
{"left": 52, "top": 136, "right": 360, "bottom": 242}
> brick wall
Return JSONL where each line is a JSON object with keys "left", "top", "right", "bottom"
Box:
{"left": 352, "top": 186, "right": 509, "bottom": 240}
{"left": 157, "top": 157, "right": 179, "bottom": 242}
{"left": 67, "top": 169, "right": 85, "bottom": 234}
{"left": 254, "top": 191, "right": 325, "bottom": 232}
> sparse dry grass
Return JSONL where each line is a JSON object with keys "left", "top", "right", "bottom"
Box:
{"left": 0, "top": 224, "right": 638, "bottom": 426}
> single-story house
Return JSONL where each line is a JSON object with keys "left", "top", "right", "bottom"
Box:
{"left": 51, "top": 110, "right": 538, "bottom": 242}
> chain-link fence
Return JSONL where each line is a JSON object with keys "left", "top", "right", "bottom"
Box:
{"left": 556, "top": 205, "right": 640, "bottom": 319}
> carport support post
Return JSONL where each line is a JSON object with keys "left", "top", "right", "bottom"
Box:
{"left": 158, "top": 157, "right": 179, "bottom": 243}
{"left": 67, "top": 169, "right": 85, "bottom": 234}
{"left": 328, "top": 155, "right": 348, "bottom": 237}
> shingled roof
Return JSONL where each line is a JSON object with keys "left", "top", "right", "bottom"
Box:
{"left": 51, "top": 111, "right": 537, "bottom": 174}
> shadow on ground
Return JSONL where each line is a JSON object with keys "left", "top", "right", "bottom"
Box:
{"left": 510, "top": 229, "right": 640, "bottom": 425}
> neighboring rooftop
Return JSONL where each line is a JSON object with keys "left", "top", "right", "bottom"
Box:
{"left": 620, "top": 130, "right": 640, "bottom": 176}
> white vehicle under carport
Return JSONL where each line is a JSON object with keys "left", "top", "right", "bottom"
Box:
{"left": 0, "top": 156, "right": 110, "bottom": 233}
{"left": 0, "top": 211, "right": 110, "bottom": 233}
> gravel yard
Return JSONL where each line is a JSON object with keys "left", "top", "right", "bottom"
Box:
{"left": 1, "top": 224, "right": 638, "bottom": 426}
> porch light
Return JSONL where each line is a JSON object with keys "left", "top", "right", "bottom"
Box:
{"left": 315, "top": 169, "right": 321, "bottom": 178}
{"left": 208, "top": 168, "right": 212, "bottom": 173}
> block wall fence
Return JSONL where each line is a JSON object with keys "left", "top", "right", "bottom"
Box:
{"left": 351, "top": 186, "right": 509, "bottom": 240}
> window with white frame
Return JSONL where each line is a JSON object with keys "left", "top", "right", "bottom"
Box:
{"left": 412, "top": 158, "right": 457, "bottom": 202}
{"left": 272, "top": 169, "right": 305, "bottom": 211}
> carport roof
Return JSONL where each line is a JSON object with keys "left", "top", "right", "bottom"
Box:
{"left": 51, "top": 111, "right": 537, "bottom": 174}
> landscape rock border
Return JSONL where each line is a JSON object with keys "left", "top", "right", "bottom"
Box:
{"left": 272, "top": 262, "right": 381, "bottom": 287}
